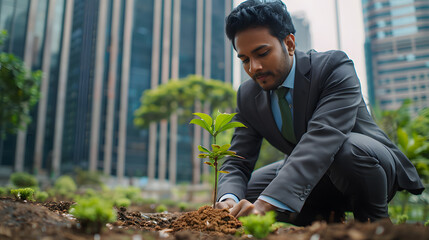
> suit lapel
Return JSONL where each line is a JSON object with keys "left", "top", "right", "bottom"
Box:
{"left": 293, "top": 51, "right": 311, "bottom": 141}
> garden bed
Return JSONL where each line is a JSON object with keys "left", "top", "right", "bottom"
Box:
{"left": 0, "top": 197, "right": 428, "bottom": 240}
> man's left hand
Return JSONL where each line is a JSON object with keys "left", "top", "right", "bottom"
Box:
{"left": 229, "top": 199, "right": 277, "bottom": 218}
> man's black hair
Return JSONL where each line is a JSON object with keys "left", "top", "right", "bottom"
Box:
{"left": 225, "top": 0, "right": 296, "bottom": 49}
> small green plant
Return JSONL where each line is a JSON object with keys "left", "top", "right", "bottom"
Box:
{"left": 114, "top": 186, "right": 141, "bottom": 202}
{"left": 190, "top": 112, "right": 246, "bottom": 207}
{"left": 10, "top": 172, "right": 38, "bottom": 188}
{"left": 54, "top": 175, "right": 77, "bottom": 198}
{"left": 397, "top": 214, "right": 408, "bottom": 224}
{"left": 0, "top": 186, "right": 7, "bottom": 196}
{"left": 84, "top": 188, "right": 97, "bottom": 197}
{"left": 35, "top": 191, "right": 49, "bottom": 202}
{"left": 156, "top": 204, "right": 168, "bottom": 213}
{"left": 10, "top": 188, "right": 35, "bottom": 201}
{"left": 75, "top": 168, "right": 103, "bottom": 187}
{"left": 178, "top": 202, "right": 188, "bottom": 211}
{"left": 239, "top": 211, "right": 277, "bottom": 239}
{"left": 114, "top": 198, "right": 131, "bottom": 208}
{"left": 70, "top": 197, "right": 117, "bottom": 234}
{"left": 424, "top": 219, "right": 429, "bottom": 227}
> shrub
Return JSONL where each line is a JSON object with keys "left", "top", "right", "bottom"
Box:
{"left": 0, "top": 186, "right": 7, "bottom": 196}
{"left": 397, "top": 214, "right": 408, "bottom": 224}
{"left": 114, "top": 198, "right": 131, "bottom": 208}
{"left": 114, "top": 186, "right": 141, "bottom": 202}
{"left": 75, "top": 168, "right": 103, "bottom": 187}
{"left": 425, "top": 219, "right": 429, "bottom": 227}
{"left": 83, "top": 188, "right": 97, "bottom": 197}
{"left": 178, "top": 202, "right": 188, "bottom": 211}
{"left": 239, "top": 211, "right": 277, "bottom": 239}
{"left": 10, "top": 188, "right": 35, "bottom": 201}
{"left": 70, "top": 197, "right": 117, "bottom": 234}
{"left": 10, "top": 172, "right": 38, "bottom": 188}
{"left": 54, "top": 175, "right": 77, "bottom": 197}
{"left": 35, "top": 191, "right": 49, "bottom": 202}
{"left": 155, "top": 204, "right": 167, "bottom": 213}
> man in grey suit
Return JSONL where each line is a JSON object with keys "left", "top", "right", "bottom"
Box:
{"left": 215, "top": 0, "right": 424, "bottom": 225}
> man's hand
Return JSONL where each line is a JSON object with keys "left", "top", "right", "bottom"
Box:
{"left": 216, "top": 198, "right": 277, "bottom": 218}
{"left": 215, "top": 198, "right": 237, "bottom": 210}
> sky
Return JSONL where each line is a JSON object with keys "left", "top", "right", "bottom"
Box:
{"left": 233, "top": 0, "right": 369, "bottom": 100}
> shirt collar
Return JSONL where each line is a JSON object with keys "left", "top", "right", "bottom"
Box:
{"left": 282, "top": 54, "right": 296, "bottom": 89}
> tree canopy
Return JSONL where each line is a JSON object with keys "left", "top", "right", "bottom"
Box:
{"left": 0, "top": 30, "right": 41, "bottom": 138}
{"left": 134, "top": 75, "right": 237, "bottom": 128}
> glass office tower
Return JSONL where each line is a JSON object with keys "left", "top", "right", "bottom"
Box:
{"left": 0, "top": 0, "right": 235, "bottom": 185}
{"left": 362, "top": 0, "right": 429, "bottom": 113}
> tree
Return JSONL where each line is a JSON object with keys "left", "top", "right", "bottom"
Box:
{"left": 134, "top": 75, "right": 237, "bottom": 184}
{"left": 370, "top": 99, "right": 411, "bottom": 144}
{"left": 397, "top": 128, "right": 429, "bottom": 182}
{"left": 410, "top": 108, "right": 429, "bottom": 140}
{"left": 134, "top": 75, "right": 236, "bottom": 127}
{"left": 0, "top": 30, "right": 41, "bottom": 164}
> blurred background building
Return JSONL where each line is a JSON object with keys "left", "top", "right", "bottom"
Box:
{"left": 292, "top": 12, "right": 312, "bottom": 53}
{"left": 0, "top": 0, "right": 236, "bottom": 185}
{"left": 362, "top": 0, "right": 429, "bottom": 113}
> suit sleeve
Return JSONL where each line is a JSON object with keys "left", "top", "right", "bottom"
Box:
{"left": 261, "top": 51, "right": 362, "bottom": 212}
{"left": 216, "top": 84, "right": 264, "bottom": 201}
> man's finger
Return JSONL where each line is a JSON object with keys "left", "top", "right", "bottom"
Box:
{"left": 215, "top": 198, "right": 236, "bottom": 210}
{"left": 230, "top": 199, "right": 258, "bottom": 217}
{"left": 235, "top": 203, "right": 257, "bottom": 218}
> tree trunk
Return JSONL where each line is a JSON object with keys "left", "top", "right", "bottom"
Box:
{"left": 0, "top": 127, "right": 4, "bottom": 166}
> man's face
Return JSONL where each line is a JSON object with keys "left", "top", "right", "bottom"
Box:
{"left": 234, "top": 27, "right": 295, "bottom": 91}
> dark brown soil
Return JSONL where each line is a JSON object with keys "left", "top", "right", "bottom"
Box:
{"left": 170, "top": 205, "right": 242, "bottom": 234}
{"left": 0, "top": 198, "right": 428, "bottom": 240}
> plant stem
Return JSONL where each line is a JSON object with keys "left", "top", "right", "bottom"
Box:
{"left": 213, "top": 156, "right": 218, "bottom": 208}
{"left": 212, "top": 134, "right": 217, "bottom": 208}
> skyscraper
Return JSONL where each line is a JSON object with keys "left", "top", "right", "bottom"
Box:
{"left": 292, "top": 12, "right": 312, "bottom": 53}
{"left": 362, "top": 0, "right": 429, "bottom": 113}
{"left": 0, "top": 0, "right": 236, "bottom": 185}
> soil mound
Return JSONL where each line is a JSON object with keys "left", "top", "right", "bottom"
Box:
{"left": 170, "top": 205, "right": 242, "bottom": 234}
{"left": 0, "top": 198, "right": 74, "bottom": 239}
{"left": 114, "top": 207, "right": 181, "bottom": 231}
{"left": 43, "top": 200, "right": 75, "bottom": 213}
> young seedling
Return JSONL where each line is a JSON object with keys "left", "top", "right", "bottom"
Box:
{"left": 239, "top": 211, "right": 277, "bottom": 239}
{"left": 190, "top": 112, "right": 246, "bottom": 207}
{"left": 10, "top": 188, "right": 35, "bottom": 201}
{"left": 70, "top": 197, "right": 117, "bottom": 234}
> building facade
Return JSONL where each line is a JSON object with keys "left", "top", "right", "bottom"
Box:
{"left": 362, "top": 0, "right": 429, "bottom": 113}
{"left": 0, "top": 0, "right": 235, "bottom": 184}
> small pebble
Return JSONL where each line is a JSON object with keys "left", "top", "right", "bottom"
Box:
{"left": 375, "top": 226, "right": 384, "bottom": 235}
{"left": 132, "top": 235, "right": 142, "bottom": 240}
{"left": 310, "top": 233, "right": 320, "bottom": 240}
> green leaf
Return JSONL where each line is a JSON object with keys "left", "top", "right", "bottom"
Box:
{"left": 397, "top": 128, "right": 409, "bottom": 150}
{"left": 218, "top": 121, "right": 247, "bottom": 133}
{"left": 218, "top": 170, "right": 229, "bottom": 174}
{"left": 231, "top": 154, "right": 245, "bottom": 159}
{"left": 211, "top": 144, "right": 220, "bottom": 151}
{"left": 198, "top": 145, "right": 210, "bottom": 153}
{"left": 219, "top": 144, "right": 231, "bottom": 152}
{"left": 198, "top": 153, "right": 209, "bottom": 158}
{"left": 190, "top": 119, "right": 212, "bottom": 134}
{"left": 204, "top": 161, "right": 214, "bottom": 167}
{"left": 193, "top": 112, "right": 213, "bottom": 128}
{"left": 214, "top": 113, "right": 236, "bottom": 134}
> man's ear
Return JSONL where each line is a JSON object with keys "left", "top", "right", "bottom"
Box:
{"left": 283, "top": 34, "right": 295, "bottom": 56}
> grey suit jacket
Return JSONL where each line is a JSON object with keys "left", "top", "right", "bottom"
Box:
{"left": 217, "top": 50, "right": 424, "bottom": 212}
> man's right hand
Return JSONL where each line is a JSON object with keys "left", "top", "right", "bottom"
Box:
{"left": 215, "top": 198, "right": 237, "bottom": 210}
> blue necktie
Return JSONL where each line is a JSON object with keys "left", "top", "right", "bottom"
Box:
{"left": 275, "top": 87, "right": 297, "bottom": 144}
